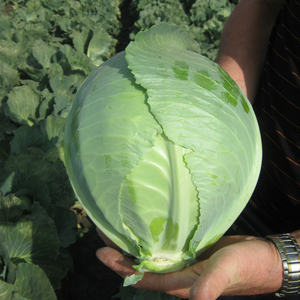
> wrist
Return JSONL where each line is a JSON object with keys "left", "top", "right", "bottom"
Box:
{"left": 264, "top": 238, "right": 285, "bottom": 294}
{"left": 266, "top": 233, "right": 300, "bottom": 297}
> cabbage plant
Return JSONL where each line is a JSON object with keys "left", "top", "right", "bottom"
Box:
{"left": 64, "top": 23, "right": 262, "bottom": 285}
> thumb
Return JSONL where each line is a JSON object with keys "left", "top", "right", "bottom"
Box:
{"left": 189, "top": 267, "right": 231, "bottom": 300}
{"left": 189, "top": 252, "right": 239, "bottom": 300}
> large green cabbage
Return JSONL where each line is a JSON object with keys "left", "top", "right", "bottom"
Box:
{"left": 64, "top": 23, "right": 262, "bottom": 285}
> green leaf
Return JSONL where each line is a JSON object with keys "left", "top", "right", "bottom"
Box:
{"left": 38, "top": 89, "right": 54, "bottom": 120}
{"left": 87, "top": 26, "right": 116, "bottom": 66}
{"left": 49, "top": 64, "right": 69, "bottom": 95}
{"left": 53, "top": 206, "right": 77, "bottom": 248}
{"left": 0, "top": 194, "right": 27, "bottom": 222}
{"left": 2, "top": 148, "right": 60, "bottom": 211}
{"left": 14, "top": 263, "right": 57, "bottom": 300}
{"left": 58, "top": 44, "right": 95, "bottom": 75}
{"left": 39, "top": 0, "right": 64, "bottom": 11}
{"left": 0, "top": 239, "right": 17, "bottom": 284}
{"left": 18, "top": 20, "right": 51, "bottom": 42}
{"left": 20, "top": 202, "right": 54, "bottom": 227}
{"left": 0, "top": 138, "right": 11, "bottom": 168}
{"left": 20, "top": 179, "right": 52, "bottom": 212}
{"left": 5, "top": 148, "right": 50, "bottom": 182}
{"left": 44, "top": 146, "right": 65, "bottom": 163}
{"left": 0, "top": 39, "right": 27, "bottom": 70}
{"left": 0, "top": 281, "right": 19, "bottom": 300}
{"left": 0, "top": 110, "right": 18, "bottom": 141}
{"left": 10, "top": 125, "right": 48, "bottom": 154}
{"left": 32, "top": 40, "right": 57, "bottom": 69}
{"left": 0, "top": 63, "right": 20, "bottom": 98}
{"left": 0, "top": 220, "right": 65, "bottom": 289}
{"left": 48, "top": 64, "right": 76, "bottom": 116}
{"left": 5, "top": 86, "right": 40, "bottom": 126}
{"left": 70, "top": 27, "right": 91, "bottom": 53}
{"left": 0, "top": 172, "right": 14, "bottom": 196}
{"left": 45, "top": 159, "right": 74, "bottom": 208}
{"left": 40, "top": 115, "right": 67, "bottom": 161}
{"left": 19, "top": 57, "right": 48, "bottom": 82}
{"left": 0, "top": 13, "right": 13, "bottom": 41}
{"left": 0, "top": 220, "right": 59, "bottom": 261}
{"left": 41, "top": 115, "right": 66, "bottom": 144}
{"left": 56, "top": 247, "right": 73, "bottom": 273}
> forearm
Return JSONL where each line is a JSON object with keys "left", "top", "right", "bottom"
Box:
{"left": 216, "top": 0, "right": 284, "bottom": 103}
{"left": 291, "top": 230, "right": 300, "bottom": 241}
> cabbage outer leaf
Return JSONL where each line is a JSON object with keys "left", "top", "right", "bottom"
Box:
{"left": 64, "top": 52, "right": 162, "bottom": 256}
{"left": 125, "top": 23, "right": 262, "bottom": 256}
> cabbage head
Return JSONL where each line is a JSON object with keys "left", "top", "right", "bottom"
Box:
{"left": 64, "top": 23, "right": 262, "bottom": 285}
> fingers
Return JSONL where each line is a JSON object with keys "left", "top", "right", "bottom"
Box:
{"left": 96, "top": 247, "right": 197, "bottom": 299}
{"left": 96, "top": 247, "right": 136, "bottom": 277}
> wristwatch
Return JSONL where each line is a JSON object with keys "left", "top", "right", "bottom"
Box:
{"left": 266, "top": 233, "right": 300, "bottom": 297}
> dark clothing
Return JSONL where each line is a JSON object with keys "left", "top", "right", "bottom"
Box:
{"left": 242, "top": 0, "right": 300, "bottom": 235}
{"left": 220, "top": 1, "right": 300, "bottom": 299}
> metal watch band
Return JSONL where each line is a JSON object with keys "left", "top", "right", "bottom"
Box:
{"left": 266, "top": 233, "right": 300, "bottom": 297}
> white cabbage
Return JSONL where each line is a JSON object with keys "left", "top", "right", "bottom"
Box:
{"left": 64, "top": 23, "right": 262, "bottom": 285}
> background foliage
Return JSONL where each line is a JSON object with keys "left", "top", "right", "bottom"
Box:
{"left": 0, "top": 0, "right": 238, "bottom": 299}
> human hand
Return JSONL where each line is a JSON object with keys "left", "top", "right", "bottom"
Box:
{"left": 96, "top": 230, "right": 283, "bottom": 300}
